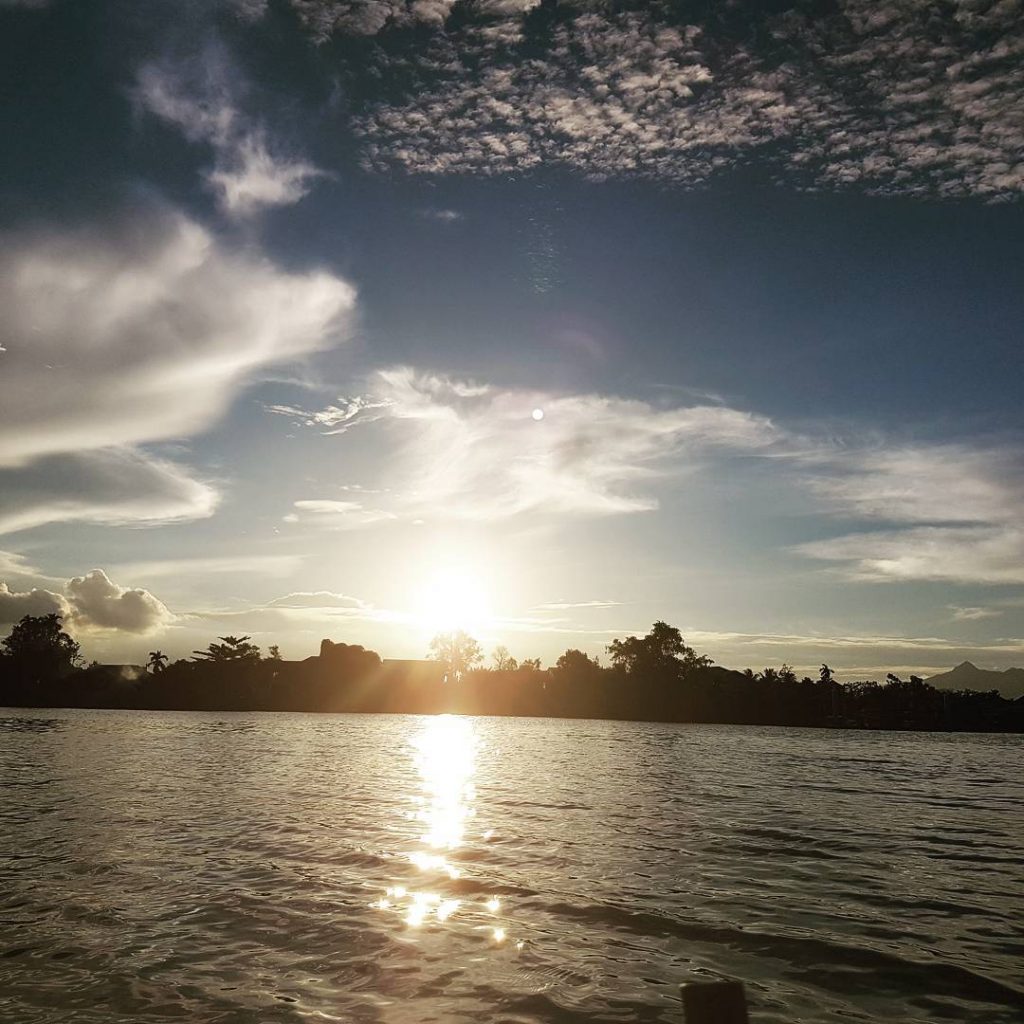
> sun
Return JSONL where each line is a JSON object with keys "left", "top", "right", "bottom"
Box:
{"left": 412, "top": 567, "right": 493, "bottom": 636}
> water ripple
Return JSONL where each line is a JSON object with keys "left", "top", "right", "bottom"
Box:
{"left": 1, "top": 711, "right": 1021, "bottom": 1023}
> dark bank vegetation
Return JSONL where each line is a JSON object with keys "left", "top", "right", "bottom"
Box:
{"left": 1, "top": 614, "right": 1022, "bottom": 732}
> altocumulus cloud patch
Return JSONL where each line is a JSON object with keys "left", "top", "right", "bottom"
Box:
{"left": 282, "top": 0, "right": 1024, "bottom": 200}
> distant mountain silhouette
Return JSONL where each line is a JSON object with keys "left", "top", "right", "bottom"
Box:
{"left": 927, "top": 661, "right": 1024, "bottom": 699}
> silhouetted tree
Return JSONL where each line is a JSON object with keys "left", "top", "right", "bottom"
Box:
{"left": 547, "top": 649, "right": 602, "bottom": 714}
{"left": 428, "top": 631, "right": 482, "bottom": 681}
{"left": 491, "top": 645, "right": 518, "bottom": 672}
{"left": 553, "top": 648, "right": 600, "bottom": 678}
{"left": 267, "top": 645, "right": 282, "bottom": 662}
{"left": 607, "top": 621, "right": 710, "bottom": 679}
{"left": 1, "top": 614, "right": 80, "bottom": 680}
{"left": 0, "top": 609, "right": 1020, "bottom": 729}
{"left": 192, "top": 635, "right": 261, "bottom": 664}
{"left": 147, "top": 650, "right": 168, "bottom": 673}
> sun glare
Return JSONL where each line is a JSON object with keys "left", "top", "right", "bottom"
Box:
{"left": 412, "top": 567, "right": 493, "bottom": 635}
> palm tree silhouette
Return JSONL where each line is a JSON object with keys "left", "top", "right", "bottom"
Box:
{"left": 146, "top": 650, "right": 168, "bottom": 673}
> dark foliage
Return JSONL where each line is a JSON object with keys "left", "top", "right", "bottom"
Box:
{"left": 0, "top": 615, "right": 1021, "bottom": 732}
{"left": 0, "top": 614, "right": 80, "bottom": 686}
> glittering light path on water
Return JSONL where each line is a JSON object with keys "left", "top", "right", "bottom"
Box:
{"left": 371, "top": 715, "right": 515, "bottom": 948}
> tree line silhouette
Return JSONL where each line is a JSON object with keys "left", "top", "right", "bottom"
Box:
{"left": 1, "top": 613, "right": 1021, "bottom": 731}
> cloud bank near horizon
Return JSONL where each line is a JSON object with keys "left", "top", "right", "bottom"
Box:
{"left": 0, "top": 570, "right": 172, "bottom": 634}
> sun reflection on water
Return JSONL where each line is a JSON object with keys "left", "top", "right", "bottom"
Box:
{"left": 412, "top": 714, "right": 476, "bottom": 868}
{"left": 370, "top": 716, "right": 517, "bottom": 948}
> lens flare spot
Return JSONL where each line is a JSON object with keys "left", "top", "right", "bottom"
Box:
{"left": 531, "top": 408, "right": 544, "bottom": 421}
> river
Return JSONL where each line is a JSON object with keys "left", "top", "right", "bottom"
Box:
{"left": 1, "top": 710, "right": 1021, "bottom": 1023}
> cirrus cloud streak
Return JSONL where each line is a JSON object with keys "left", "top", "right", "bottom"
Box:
{"left": 275, "top": 365, "right": 781, "bottom": 521}
{"left": 276, "top": 368, "right": 1024, "bottom": 589}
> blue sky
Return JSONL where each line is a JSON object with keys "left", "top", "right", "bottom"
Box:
{"left": 1, "top": 0, "right": 1023, "bottom": 677}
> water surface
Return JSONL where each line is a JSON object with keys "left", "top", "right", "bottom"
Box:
{"left": 1, "top": 710, "right": 1022, "bottom": 1023}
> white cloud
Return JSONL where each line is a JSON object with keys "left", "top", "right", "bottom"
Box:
{"left": 1, "top": 39, "right": 353, "bottom": 547}
{"left": 280, "top": 366, "right": 780, "bottom": 522}
{"left": 0, "top": 583, "right": 68, "bottom": 624}
{"left": 535, "top": 599, "right": 620, "bottom": 610}
{"left": 950, "top": 606, "right": 1002, "bottom": 621}
{"left": 373, "top": 367, "right": 779, "bottom": 518}
{"left": 0, "top": 551, "right": 40, "bottom": 579}
{"left": 419, "top": 207, "right": 463, "bottom": 222}
{"left": 135, "top": 53, "right": 236, "bottom": 147}
{"left": 781, "top": 0, "right": 1024, "bottom": 198}
{"left": 110, "top": 555, "right": 304, "bottom": 581}
{"left": 804, "top": 445, "right": 1023, "bottom": 527}
{"left": 136, "top": 49, "right": 324, "bottom": 217}
{"left": 280, "top": 367, "right": 1024, "bottom": 587}
{"left": 230, "top": 0, "right": 269, "bottom": 21}
{"left": 683, "top": 628, "right": 1024, "bottom": 653}
{"left": 795, "top": 443, "right": 1024, "bottom": 584}
{"left": 64, "top": 570, "right": 173, "bottom": 633}
{"left": 679, "top": 626, "right": 1024, "bottom": 681}
{"left": 284, "top": 499, "right": 397, "bottom": 528}
{"left": 266, "top": 591, "right": 369, "bottom": 609}
{"left": 797, "top": 526, "right": 1024, "bottom": 585}
{"left": 266, "top": 395, "right": 392, "bottom": 434}
{"left": 0, "top": 450, "right": 217, "bottom": 537}
{"left": 294, "top": 1, "right": 1024, "bottom": 199}
{"left": 183, "top": 592, "right": 388, "bottom": 634}
{"left": 0, "top": 570, "right": 171, "bottom": 634}
{"left": 206, "top": 134, "right": 323, "bottom": 217}
{"left": 290, "top": 0, "right": 461, "bottom": 40}
{"left": 0, "top": 205, "right": 354, "bottom": 468}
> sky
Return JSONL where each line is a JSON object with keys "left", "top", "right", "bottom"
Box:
{"left": 1, "top": 0, "right": 1023, "bottom": 679}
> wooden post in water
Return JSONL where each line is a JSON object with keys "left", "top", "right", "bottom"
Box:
{"left": 680, "top": 980, "right": 750, "bottom": 1024}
